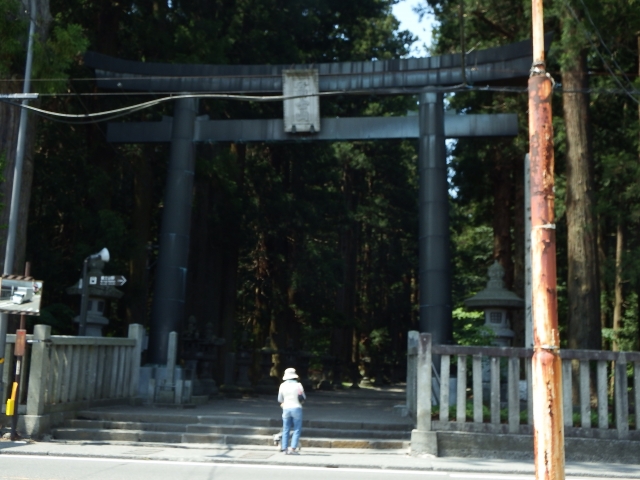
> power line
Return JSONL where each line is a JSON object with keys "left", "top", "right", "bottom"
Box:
{"left": 0, "top": 92, "right": 326, "bottom": 125}
{"left": 0, "top": 88, "right": 466, "bottom": 124}
{"left": 2, "top": 83, "right": 639, "bottom": 125}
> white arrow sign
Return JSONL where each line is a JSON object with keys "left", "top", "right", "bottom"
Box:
{"left": 88, "top": 275, "right": 127, "bottom": 286}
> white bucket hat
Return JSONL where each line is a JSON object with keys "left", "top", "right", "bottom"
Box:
{"left": 282, "top": 368, "right": 298, "bottom": 381}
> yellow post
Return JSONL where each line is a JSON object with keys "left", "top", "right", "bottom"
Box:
{"left": 5, "top": 382, "right": 18, "bottom": 416}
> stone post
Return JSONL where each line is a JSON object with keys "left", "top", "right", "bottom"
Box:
{"left": 256, "top": 339, "right": 276, "bottom": 394}
{"left": 317, "top": 355, "right": 334, "bottom": 390}
{"left": 23, "top": 324, "right": 51, "bottom": 437}
{"left": 348, "top": 361, "right": 361, "bottom": 389}
{"left": 128, "top": 323, "right": 144, "bottom": 399}
{"left": 410, "top": 332, "right": 438, "bottom": 455}
{"left": 153, "top": 331, "right": 182, "bottom": 404}
{"left": 236, "top": 348, "right": 252, "bottom": 389}
{"left": 407, "top": 330, "right": 419, "bottom": 418}
{"left": 332, "top": 358, "right": 344, "bottom": 389}
{"left": 166, "top": 331, "right": 177, "bottom": 385}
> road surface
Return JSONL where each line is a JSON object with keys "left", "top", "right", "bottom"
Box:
{"left": 0, "top": 455, "right": 633, "bottom": 480}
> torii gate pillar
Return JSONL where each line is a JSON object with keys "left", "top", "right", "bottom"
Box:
{"left": 148, "top": 97, "right": 198, "bottom": 364}
{"left": 418, "top": 90, "right": 452, "bottom": 345}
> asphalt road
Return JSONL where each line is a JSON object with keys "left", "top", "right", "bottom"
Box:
{"left": 0, "top": 295, "right": 41, "bottom": 314}
{"left": 0, "top": 455, "right": 631, "bottom": 480}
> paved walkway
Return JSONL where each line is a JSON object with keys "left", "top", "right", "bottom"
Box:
{"left": 0, "top": 386, "right": 638, "bottom": 478}
{"left": 78, "top": 386, "right": 415, "bottom": 427}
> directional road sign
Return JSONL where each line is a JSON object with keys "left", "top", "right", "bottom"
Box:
{"left": 89, "top": 275, "right": 127, "bottom": 286}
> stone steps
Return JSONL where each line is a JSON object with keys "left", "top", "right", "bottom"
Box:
{"left": 60, "top": 418, "right": 408, "bottom": 440}
{"left": 51, "top": 410, "right": 411, "bottom": 449}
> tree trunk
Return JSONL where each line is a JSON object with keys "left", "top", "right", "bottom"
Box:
{"left": 263, "top": 146, "right": 301, "bottom": 376}
{"left": 491, "top": 143, "right": 514, "bottom": 288}
{"left": 562, "top": 54, "right": 602, "bottom": 351}
{"left": 125, "top": 147, "right": 154, "bottom": 326}
{"left": 637, "top": 35, "right": 640, "bottom": 352}
{"left": 219, "top": 143, "right": 245, "bottom": 376}
{"left": 612, "top": 223, "right": 623, "bottom": 351}
{"left": 332, "top": 162, "right": 358, "bottom": 382}
{"left": 186, "top": 170, "right": 218, "bottom": 336}
{"left": 512, "top": 144, "right": 526, "bottom": 346}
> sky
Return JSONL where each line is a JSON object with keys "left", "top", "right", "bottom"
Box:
{"left": 391, "top": 0, "right": 435, "bottom": 56}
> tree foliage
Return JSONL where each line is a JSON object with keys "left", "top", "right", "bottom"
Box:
{"left": 4, "top": 0, "right": 638, "bottom": 392}
{"left": 10, "top": 0, "right": 427, "bottom": 380}
{"left": 422, "top": 0, "right": 640, "bottom": 351}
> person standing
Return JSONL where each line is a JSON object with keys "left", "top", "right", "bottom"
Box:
{"left": 278, "top": 367, "right": 306, "bottom": 454}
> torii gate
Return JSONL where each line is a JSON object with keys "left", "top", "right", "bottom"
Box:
{"left": 85, "top": 35, "right": 548, "bottom": 364}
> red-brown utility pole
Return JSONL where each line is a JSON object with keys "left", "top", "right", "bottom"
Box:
{"left": 529, "top": 1, "right": 565, "bottom": 479}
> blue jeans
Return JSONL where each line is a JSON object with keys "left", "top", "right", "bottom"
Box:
{"left": 281, "top": 407, "right": 303, "bottom": 450}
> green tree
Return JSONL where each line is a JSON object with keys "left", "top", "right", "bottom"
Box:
{"left": 420, "top": 0, "right": 640, "bottom": 352}
{"left": 20, "top": 0, "right": 423, "bottom": 384}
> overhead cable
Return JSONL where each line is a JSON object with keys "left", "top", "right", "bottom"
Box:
{"left": 2, "top": 83, "right": 640, "bottom": 125}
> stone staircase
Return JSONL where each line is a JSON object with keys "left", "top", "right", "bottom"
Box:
{"left": 52, "top": 410, "right": 412, "bottom": 449}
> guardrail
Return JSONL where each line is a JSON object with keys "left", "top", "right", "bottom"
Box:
{"left": 2, "top": 323, "right": 144, "bottom": 436}
{"left": 407, "top": 331, "right": 640, "bottom": 443}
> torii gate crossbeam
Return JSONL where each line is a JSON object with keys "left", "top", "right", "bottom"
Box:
{"left": 106, "top": 114, "right": 518, "bottom": 143}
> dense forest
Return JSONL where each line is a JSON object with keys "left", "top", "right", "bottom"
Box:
{"left": 0, "top": 0, "right": 639, "bottom": 382}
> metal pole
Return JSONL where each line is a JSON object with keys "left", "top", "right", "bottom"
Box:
{"left": 0, "top": 0, "right": 37, "bottom": 404}
{"left": 78, "top": 257, "right": 90, "bottom": 336}
{"left": 5, "top": 0, "right": 36, "bottom": 270}
{"left": 529, "top": 1, "right": 565, "bottom": 478}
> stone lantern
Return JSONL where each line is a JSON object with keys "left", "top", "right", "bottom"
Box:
{"left": 464, "top": 261, "right": 524, "bottom": 347}
{"left": 67, "top": 257, "right": 123, "bottom": 336}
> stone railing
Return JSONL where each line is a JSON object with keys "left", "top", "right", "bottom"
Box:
{"left": 2, "top": 323, "right": 144, "bottom": 436}
{"left": 408, "top": 331, "right": 640, "bottom": 456}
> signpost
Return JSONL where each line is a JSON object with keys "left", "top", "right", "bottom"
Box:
{"left": 88, "top": 275, "right": 127, "bottom": 287}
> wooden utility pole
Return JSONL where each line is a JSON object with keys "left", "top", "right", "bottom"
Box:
{"left": 528, "top": 1, "right": 566, "bottom": 479}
